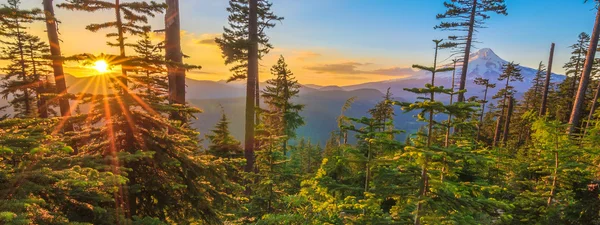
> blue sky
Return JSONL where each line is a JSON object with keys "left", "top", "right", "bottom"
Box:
{"left": 18, "top": 0, "right": 600, "bottom": 85}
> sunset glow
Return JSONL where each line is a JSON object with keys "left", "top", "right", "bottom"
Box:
{"left": 93, "top": 60, "right": 109, "bottom": 73}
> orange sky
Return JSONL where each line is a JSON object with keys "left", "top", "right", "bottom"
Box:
{"left": 12, "top": 1, "right": 418, "bottom": 87}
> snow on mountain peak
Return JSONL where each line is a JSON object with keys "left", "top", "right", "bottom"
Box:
{"left": 469, "top": 48, "right": 503, "bottom": 62}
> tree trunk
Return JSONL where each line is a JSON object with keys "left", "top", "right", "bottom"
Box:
{"left": 494, "top": 76, "right": 511, "bottom": 147}
{"left": 165, "top": 0, "right": 186, "bottom": 122}
{"left": 255, "top": 76, "right": 260, "bottom": 125}
{"left": 584, "top": 81, "right": 600, "bottom": 135}
{"left": 244, "top": 0, "right": 258, "bottom": 175}
{"left": 493, "top": 109, "right": 503, "bottom": 147}
{"left": 502, "top": 96, "right": 514, "bottom": 146}
{"left": 415, "top": 40, "right": 439, "bottom": 225}
{"left": 43, "top": 0, "right": 75, "bottom": 137}
{"left": 547, "top": 150, "right": 559, "bottom": 206}
{"left": 445, "top": 61, "right": 457, "bottom": 147}
{"left": 569, "top": 8, "right": 600, "bottom": 135}
{"left": 477, "top": 86, "right": 488, "bottom": 140}
{"left": 540, "top": 43, "right": 555, "bottom": 116}
{"left": 568, "top": 42, "right": 583, "bottom": 115}
{"left": 115, "top": 0, "right": 128, "bottom": 88}
{"left": 457, "top": 0, "right": 477, "bottom": 103}
{"left": 29, "top": 40, "right": 48, "bottom": 118}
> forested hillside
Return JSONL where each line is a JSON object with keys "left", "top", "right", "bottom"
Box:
{"left": 3, "top": 0, "right": 600, "bottom": 225}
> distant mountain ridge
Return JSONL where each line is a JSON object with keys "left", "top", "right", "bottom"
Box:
{"left": 342, "top": 48, "right": 565, "bottom": 100}
{"left": 0, "top": 47, "right": 566, "bottom": 145}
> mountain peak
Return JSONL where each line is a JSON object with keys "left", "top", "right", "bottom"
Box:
{"left": 470, "top": 48, "right": 501, "bottom": 61}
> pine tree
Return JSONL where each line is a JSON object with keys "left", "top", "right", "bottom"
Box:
{"left": 261, "top": 55, "right": 305, "bottom": 155}
{"left": 42, "top": 0, "right": 77, "bottom": 149}
{"left": 0, "top": 117, "right": 128, "bottom": 224}
{"left": 492, "top": 62, "right": 523, "bottom": 147}
{"left": 563, "top": 33, "right": 590, "bottom": 114}
{"left": 57, "top": 0, "right": 166, "bottom": 88}
{"left": 0, "top": 1, "right": 49, "bottom": 118}
{"left": 165, "top": 0, "right": 187, "bottom": 122}
{"left": 435, "top": 0, "right": 507, "bottom": 102}
{"left": 369, "top": 87, "right": 395, "bottom": 134}
{"left": 569, "top": 1, "right": 600, "bottom": 134}
{"left": 216, "top": 0, "right": 283, "bottom": 174}
{"left": 207, "top": 108, "right": 244, "bottom": 160}
{"left": 524, "top": 62, "right": 546, "bottom": 113}
{"left": 64, "top": 30, "right": 232, "bottom": 224}
{"left": 474, "top": 77, "right": 496, "bottom": 140}
{"left": 405, "top": 39, "right": 454, "bottom": 224}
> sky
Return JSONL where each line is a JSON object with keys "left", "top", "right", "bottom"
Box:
{"left": 17, "top": 0, "right": 600, "bottom": 86}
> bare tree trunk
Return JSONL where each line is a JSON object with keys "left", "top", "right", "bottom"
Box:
{"left": 540, "top": 43, "right": 555, "bottom": 116}
{"left": 477, "top": 86, "right": 489, "bottom": 140}
{"left": 493, "top": 109, "right": 503, "bottom": 147}
{"left": 568, "top": 42, "right": 583, "bottom": 115}
{"left": 457, "top": 0, "right": 477, "bottom": 103}
{"left": 165, "top": 0, "right": 186, "bottom": 122}
{"left": 43, "top": 0, "right": 75, "bottom": 139}
{"left": 569, "top": 8, "right": 600, "bottom": 135}
{"left": 494, "top": 77, "right": 511, "bottom": 147}
{"left": 244, "top": 0, "right": 258, "bottom": 176}
{"left": 502, "top": 96, "right": 514, "bottom": 146}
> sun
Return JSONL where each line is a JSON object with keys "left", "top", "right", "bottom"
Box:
{"left": 93, "top": 60, "right": 109, "bottom": 73}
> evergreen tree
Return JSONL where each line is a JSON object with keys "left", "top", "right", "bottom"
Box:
{"left": 0, "top": 117, "right": 128, "bottom": 224}
{"left": 165, "top": 0, "right": 187, "bottom": 122}
{"left": 435, "top": 0, "right": 507, "bottom": 102}
{"left": 563, "top": 32, "right": 590, "bottom": 115}
{"left": 261, "top": 55, "right": 305, "bottom": 155}
{"left": 569, "top": 1, "right": 600, "bottom": 134}
{"left": 369, "top": 87, "right": 395, "bottom": 134}
{"left": 524, "top": 62, "right": 546, "bottom": 113}
{"left": 474, "top": 77, "right": 496, "bottom": 141}
{"left": 216, "top": 0, "right": 283, "bottom": 174}
{"left": 57, "top": 0, "right": 166, "bottom": 88}
{"left": 0, "top": 1, "right": 51, "bottom": 119}
{"left": 492, "top": 62, "right": 523, "bottom": 147}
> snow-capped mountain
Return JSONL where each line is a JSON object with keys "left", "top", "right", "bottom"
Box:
{"left": 344, "top": 48, "right": 565, "bottom": 100}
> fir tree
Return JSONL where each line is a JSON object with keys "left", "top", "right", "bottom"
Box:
{"left": 261, "top": 55, "right": 305, "bottom": 155}
{"left": 435, "top": 0, "right": 507, "bottom": 102}
{"left": 569, "top": 1, "right": 600, "bottom": 134}
{"left": 369, "top": 87, "right": 395, "bottom": 134}
{"left": 563, "top": 32, "right": 590, "bottom": 114}
{"left": 474, "top": 77, "right": 496, "bottom": 141}
{"left": 0, "top": 0, "right": 49, "bottom": 118}
{"left": 216, "top": 0, "right": 283, "bottom": 174}
{"left": 42, "top": 0, "right": 77, "bottom": 146}
{"left": 492, "top": 62, "right": 523, "bottom": 147}
{"left": 57, "top": 0, "right": 166, "bottom": 88}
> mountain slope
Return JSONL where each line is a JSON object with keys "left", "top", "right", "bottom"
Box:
{"left": 343, "top": 48, "right": 565, "bottom": 101}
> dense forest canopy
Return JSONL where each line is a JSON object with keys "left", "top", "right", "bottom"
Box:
{"left": 2, "top": 0, "right": 600, "bottom": 224}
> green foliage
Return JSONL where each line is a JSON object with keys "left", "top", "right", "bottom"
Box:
{"left": 215, "top": 0, "right": 283, "bottom": 81}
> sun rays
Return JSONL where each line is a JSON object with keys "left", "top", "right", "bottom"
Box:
{"left": 93, "top": 60, "right": 109, "bottom": 73}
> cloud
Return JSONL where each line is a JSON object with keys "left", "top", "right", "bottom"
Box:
{"left": 195, "top": 33, "right": 220, "bottom": 46}
{"left": 305, "top": 62, "right": 415, "bottom": 76}
{"left": 369, "top": 67, "right": 417, "bottom": 76}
